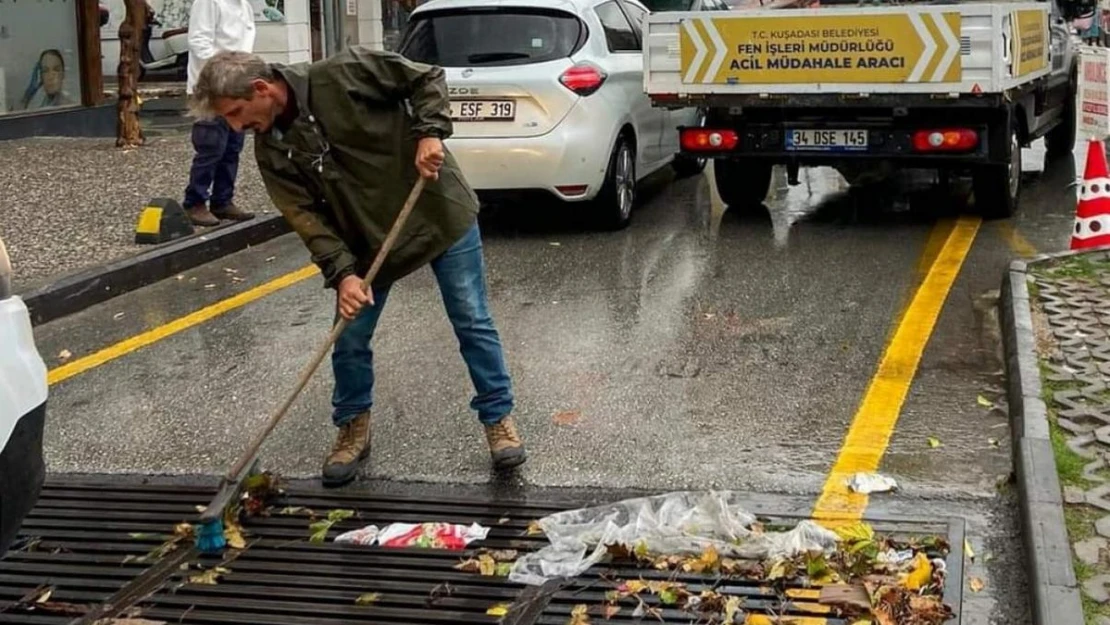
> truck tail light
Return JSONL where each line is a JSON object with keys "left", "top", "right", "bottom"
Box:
{"left": 912, "top": 128, "right": 979, "bottom": 152}
{"left": 680, "top": 128, "right": 739, "bottom": 152}
{"left": 559, "top": 63, "right": 607, "bottom": 96}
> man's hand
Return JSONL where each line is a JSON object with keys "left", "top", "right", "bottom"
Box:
{"left": 337, "top": 275, "right": 373, "bottom": 320}
{"left": 415, "top": 137, "right": 445, "bottom": 180}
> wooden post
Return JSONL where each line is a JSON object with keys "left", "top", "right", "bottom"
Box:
{"left": 116, "top": 0, "right": 146, "bottom": 148}
{"left": 76, "top": 0, "right": 105, "bottom": 107}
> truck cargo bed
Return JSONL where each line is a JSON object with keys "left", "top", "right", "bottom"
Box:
{"left": 643, "top": 2, "right": 1052, "bottom": 97}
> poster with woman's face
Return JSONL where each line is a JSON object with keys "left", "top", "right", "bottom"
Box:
{"left": 0, "top": 2, "right": 80, "bottom": 114}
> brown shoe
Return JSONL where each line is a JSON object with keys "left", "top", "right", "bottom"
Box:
{"left": 484, "top": 416, "right": 526, "bottom": 470}
{"left": 211, "top": 202, "right": 255, "bottom": 222}
{"left": 186, "top": 203, "right": 220, "bottom": 227}
{"left": 322, "top": 411, "right": 371, "bottom": 487}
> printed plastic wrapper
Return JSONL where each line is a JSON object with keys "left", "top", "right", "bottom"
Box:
{"left": 335, "top": 522, "right": 490, "bottom": 550}
{"left": 508, "top": 490, "right": 841, "bottom": 586}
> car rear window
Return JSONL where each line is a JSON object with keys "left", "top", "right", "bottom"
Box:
{"left": 399, "top": 8, "right": 585, "bottom": 67}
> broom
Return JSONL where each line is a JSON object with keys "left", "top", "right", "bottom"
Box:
{"left": 193, "top": 176, "right": 428, "bottom": 553}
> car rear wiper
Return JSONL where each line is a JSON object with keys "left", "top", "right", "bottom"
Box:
{"left": 466, "top": 52, "right": 532, "bottom": 63}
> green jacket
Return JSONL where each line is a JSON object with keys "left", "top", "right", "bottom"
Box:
{"left": 254, "top": 46, "right": 479, "bottom": 290}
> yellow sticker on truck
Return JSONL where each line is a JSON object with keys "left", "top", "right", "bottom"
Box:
{"left": 679, "top": 12, "right": 962, "bottom": 84}
{"left": 1011, "top": 8, "right": 1048, "bottom": 77}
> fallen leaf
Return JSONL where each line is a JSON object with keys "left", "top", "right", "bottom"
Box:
{"left": 35, "top": 588, "right": 54, "bottom": 603}
{"left": 487, "top": 603, "right": 511, "bottom": 617}
{"left": 969, "top": 577, "right": 985, "bottom": 592}
{"left": 724, "top": 596, "right": 742, "bottom": 622}
{"left": 977, "top": 395, "right": 994, "bottom": 408}
{"left": 484, "top": 549, "right": 519, "bottom": 562}
{"left": 988, "top": 438, "right": 1000, "bottom": 447}
{"left": 659, "top": 588, "right": 679, "bottom": 605}
{"left": 173, "top": 523, "right": 194, "bottom": 538}
{"left": 568, "top": 603, "right": 590, "bottom": 625}
{"left": 526, "top": 520, "right": 544, "bottom": 536}
{"left": 498, "top": 517, "right": 510, "bottom": 525}
{"left": 113, "top": 312, "right": 126, "bottom": 320}
{"left": 224, "top": 523, "right": 246, "bottom": 550}
{"left": 309, "top": 520, "right": 332, "bottom": 543}
{"left": 682, "top": 545, "right": 720, "bottom": 573}
{"left": 187, "top": 566, "right": 230, "bottom": 585}
{"left": 964, "top": 539, "right": 975, "bottom": 562}
{"left": 128, "top": 532, "right": 159, "bottom": 540}
{"left": 355, "top": 592, "right": 381, "bottom": 605}
{"left": 495, "top": 562, "right": 513, "bottom": 576}
{"left": 603, "top": 604, "right": 620, "bottom": 619}
{"left": 819, "top": 584, "right": 870, "bottom": 611}
{"left": 834, "top": 522, "right": 875, "bottom": 543}
{"left": 265, "top": 256, "right": 276, "bottom": 262}
{"left": 900, "top": 553, "right": 933, "bottom": 590}
{"left": 58, "top": 349, "right": 72, "bottom": 362}
{"left": 927, "top": 437, "right": 942, "bottom": 448}
{"left": 553, "top": 410, "right": 581, "bottom": 425}
{"left": 278, "top": 506, "right": 311, "bottom": 515}
{"left": 231, "top": 277, "right": 245, "bottom": 283}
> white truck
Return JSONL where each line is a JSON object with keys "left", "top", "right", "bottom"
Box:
{"left": 642, "top": 0, "right": 1081, "bottom": 217}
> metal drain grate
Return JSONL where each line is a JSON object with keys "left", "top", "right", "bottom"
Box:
{"left": 1, "top": 478, "right": 964, "bottom": 625}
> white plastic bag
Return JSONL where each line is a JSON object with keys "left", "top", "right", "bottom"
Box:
{"left": 508, "top": 490, "right": 839, "bottom": 586}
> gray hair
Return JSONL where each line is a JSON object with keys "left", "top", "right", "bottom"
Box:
{"left": 188, "top": 50, "right": 275, "bottom": 119}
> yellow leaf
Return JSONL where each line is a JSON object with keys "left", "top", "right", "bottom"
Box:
{"left": 604, "top": 604, "right": 620, "bottom": 619}
{"left": 834, "top": 522, "right": 874, "bottom": 543}
{"left": 224, "top": 523, "right": 246, "bottom": 550}
{"left": 969, "top": 577, "right": 985, "bottom": 592}
{"left": 724, "top": 596, "right": 742, "bottom": 622}
{"left": 355, "top": 592, "right": 381, "bottom": 605}
{"left": 927, "top": 437, "right": 942, "bottom": 448}
{"left": 478, "top": 554, "right": 497, "bottom": 576}
{"left": 568, "top": 603, "right": 591, "bottom": 625}
{"left": 964, "top": 539, "right": 975, "bottom": 561}
{"left": 901, "top": 553, "right": 933, "bottom": 590}
{"left": 487, "top": 603, "right": 511, "bottom": 616}
{"left": 526, "top": 520, "right": 544, "bottom": 536}
{"left": 977, "top": 395, "right": 994, "bottom": 408}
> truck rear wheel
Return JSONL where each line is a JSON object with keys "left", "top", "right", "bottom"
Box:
{"left": 973, "top": 119, "right": 1022, "bottom": 219}
{"left": 714, "top": 159, "right": 773, "bottom": 212}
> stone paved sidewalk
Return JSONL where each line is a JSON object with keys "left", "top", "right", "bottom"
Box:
{"left": 0, "top": 130, "right": 274, "bottom": 293}
{"left": 1030, "top": 250, "right": 1110, "bottom": 624}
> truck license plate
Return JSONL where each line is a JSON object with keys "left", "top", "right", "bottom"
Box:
{"left": 786, "top": 129, "right": 868, "bottom": 152}
{"left": 450, "top": 100, "right": 516, "bottom": 121}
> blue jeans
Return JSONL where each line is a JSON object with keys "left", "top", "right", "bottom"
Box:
{"left": 184, "top": 118, "right": 244, "bottom": 208}
{"left": 330, "top": 222, "right": 514, "bottom": 426}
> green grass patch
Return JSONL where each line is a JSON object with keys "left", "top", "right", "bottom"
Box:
{"left": 1038, "top": 255, "right": 1110, "bottom": 280}
{"left": 1051, "top": 421, "right": 1094, "bottom": 489}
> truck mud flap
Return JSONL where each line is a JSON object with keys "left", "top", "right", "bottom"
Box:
{"left": 0, "top": 477, "right": 964, "bottom": 624}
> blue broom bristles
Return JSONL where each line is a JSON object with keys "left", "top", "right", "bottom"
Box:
{"left": 195, "top": 518, "right": 227, "bottom": 554}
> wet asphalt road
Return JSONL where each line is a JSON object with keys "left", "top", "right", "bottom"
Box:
{"left": 29, "top": 138, "right": 1086, "bottom": 623}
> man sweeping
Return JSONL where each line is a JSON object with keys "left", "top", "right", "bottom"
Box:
{"left": 186, "top": 47, "right": 525, "bottom": 487}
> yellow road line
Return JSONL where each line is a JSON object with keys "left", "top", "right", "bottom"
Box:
{"left": 811, "top": 216, "right": 982, "bottom": 524}
{"left": 998, "top": 221, "right": 1038, "bottom": 258}
{"left": 48, "top": 265, "right": 319, "bottom": 386}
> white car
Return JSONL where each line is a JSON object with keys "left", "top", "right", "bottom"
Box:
{"left": 398, "top": 0, "right": 704, "bottom": 229}
{"left": 0, "top": 235, "right": 48, "bottom": 555}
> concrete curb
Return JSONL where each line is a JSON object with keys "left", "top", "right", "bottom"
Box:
{"left": 1000, "top": 247, "right": 1109, "bottom": 625}
{"left": 19, "top": 213, "right": 291, "bottom": 326}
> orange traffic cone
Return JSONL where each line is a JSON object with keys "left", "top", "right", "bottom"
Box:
{"left": 1073, "top": 138, "right": 1110, "bottom": 250}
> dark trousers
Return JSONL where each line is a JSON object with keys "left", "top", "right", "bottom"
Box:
{"left": 184, "top": 118, "right": 244, "bottom": 208}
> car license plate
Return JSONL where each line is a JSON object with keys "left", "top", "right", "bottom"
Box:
{"left": 450, "top": 99, "right": 516, "bottom": 121}
{"left": 785, "top": 129, "right": 868, "bottom": 152}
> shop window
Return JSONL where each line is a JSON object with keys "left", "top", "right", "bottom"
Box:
{"left": 0, "top": 0, "right": 83, "bottom": 115}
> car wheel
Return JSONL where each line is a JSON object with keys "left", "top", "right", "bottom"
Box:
{"left": 714, "top": 158, "right": 773, "bottom": 213}
{"left": 672, "top": 111, "right": 708, "bottom": 178}
{"left": 974, "top": 117, "right": 1022, "bottom": 219}
{"left": 597, "top": 135, "right": 636, "bottom": 230}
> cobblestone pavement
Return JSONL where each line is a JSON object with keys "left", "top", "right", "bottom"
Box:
{"left": 1031, "top": 250, "right": 1110, "bottom": 624}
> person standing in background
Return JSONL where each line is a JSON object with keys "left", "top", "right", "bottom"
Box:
{"left": 183, "top": 0, "right": 257, "bottom": 226}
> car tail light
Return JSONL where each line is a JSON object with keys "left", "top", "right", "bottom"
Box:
{"left": 912, "top": 128, "right": 979, "bottom": 152}
{"left": 680, "top": 128, "right": 739, "bottom": 152}
{"left": 559, "top": 63, "right": 607, "bottom": 96}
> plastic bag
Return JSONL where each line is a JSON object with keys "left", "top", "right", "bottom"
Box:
{"left": 335, "top": 522, "right": 490, "bottom": 550}
{"left": 508, "top": 490, "right": 840, "bottom": 586}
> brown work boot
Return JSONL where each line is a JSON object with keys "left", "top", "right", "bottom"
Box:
{"left": 186, "top": 203, "right": 220, "bottom": 227}
{"left": 211, "top": 202, "right": 255, "bottom": 222}
{"left": 322, "top": 411, "right": 371, "bottom": 487}
{"left": 484, "top": 415, "right": 526, "bottom": 470}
